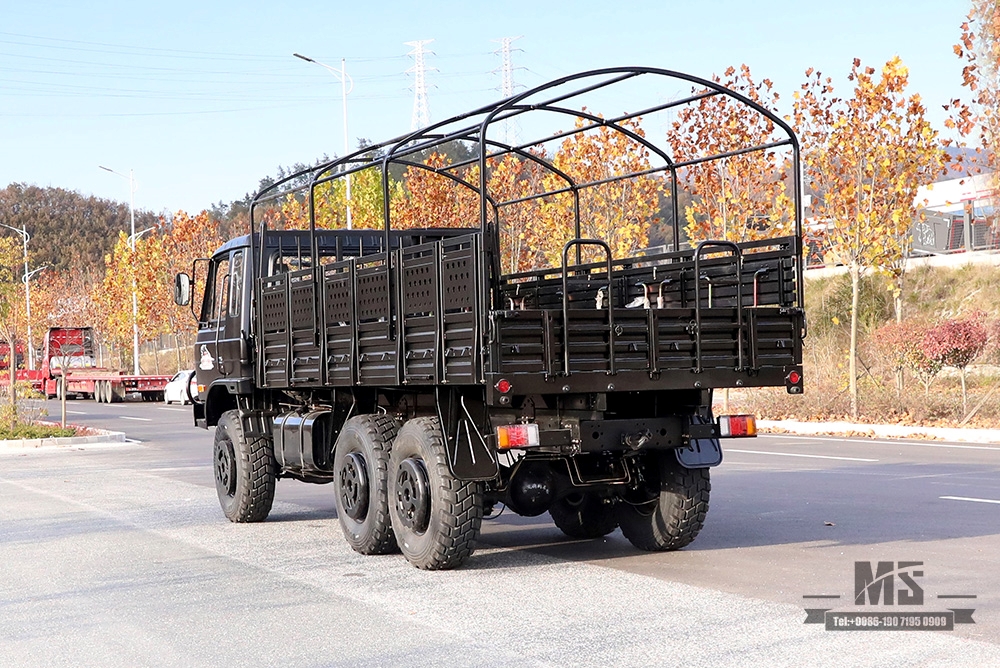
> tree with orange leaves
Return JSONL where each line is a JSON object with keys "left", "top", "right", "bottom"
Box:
{"left": 944, "top": 2, "right": 1000, "bottom": 255}
{"left": 161, "top": 210, "right": 222, "bottom": 368}
{"left": 391, "top": 152, "right": 480, "bottom": 230}
{"left": 281, "top": 165, "right": 394, "bottom": 232}
{"left": 96, "top": 230, "right": 172, "bottom": 371}
{"left": 489, "top": 153, "right": 547, "bottom": 273}
{"left": 538, "top": 115, "right": 661, "bottom": 265}
{"left": 793, "top": 56, "right": 943, "bottom": 418}
{"left": 666, "top": 65, "right": 795, "bottom": 245}
{"left": 0, "top": 236, "right": 24, "bottom": 424}
{"left": 946, "top": 1, "right": 1000, "bottom": 168}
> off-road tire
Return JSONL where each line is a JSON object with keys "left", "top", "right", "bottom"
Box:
{"left": 333, "top": 414, "right": 400, "bottom": 555}
{"left": 214, "top": 409, "right": 276, "bottom": 523}
{"left": 616, "top": 452, "right": 710, "bottom": 551}
{"left": 388, "top": 417, "right": 483, "bottom": 570}
{"left": 549, "top": 492, "right": 618, "bottom": 539}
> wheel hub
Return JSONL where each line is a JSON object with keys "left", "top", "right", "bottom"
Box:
{"left": 338, "top": 452, "right": 370, "bottom": 521}
{"left": 394, "top": 457, "right": 430, "bottom": 533}
{"left": 215, "top": 440, "right": 235, "bottom": 496}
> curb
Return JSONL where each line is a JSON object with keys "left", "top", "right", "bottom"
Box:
{"left": 0, "top": 424, "right": 128, "bottom": 451}
{"left": 758, "top": 419, "right": 1000, "bottom": 445}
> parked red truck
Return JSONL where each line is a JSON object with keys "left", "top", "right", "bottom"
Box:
{"left": 8, "top": 327, "right": 171, "bottom": 402}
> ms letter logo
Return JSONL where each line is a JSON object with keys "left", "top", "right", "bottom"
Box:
{"left": 854, "top": 561, "right": 923, "bottom": 606}
{"left": 804, "top": 559, "right": 975, "bottom": 631}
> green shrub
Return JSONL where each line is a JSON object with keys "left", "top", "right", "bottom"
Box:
{"left": 0, "top": 423, "right": 76, "bottom": 439}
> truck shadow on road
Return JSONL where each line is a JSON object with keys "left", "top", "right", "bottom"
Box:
{"left": 472, "top": 460, "right": 1000, "bottom": 564}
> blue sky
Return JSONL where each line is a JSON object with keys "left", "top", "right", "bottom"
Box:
{"left": 1, "top": 0, "right": 972, "bottom": 215}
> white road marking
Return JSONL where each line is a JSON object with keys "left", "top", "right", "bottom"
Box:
{"left": 767, "top": 434, "right": 1000, "bottom": 451}
{"left": 119, "top": 416, "right": 152, "bottom": 422}
{"left": 940, "top": 495, "right": 1000, "bottom": 505}
{"left": 67, "top": 411, "right": 87, "bottom": 415}
{"left": 158, "top": 407, "right": 187, "bottom": 412}
{"left": 727, "top": 449, "right": 878, "bottom": 462}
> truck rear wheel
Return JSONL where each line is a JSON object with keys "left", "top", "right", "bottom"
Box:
{"left": 616, "top": 452, "right": 710, "bottom": 551}
{"left": 214, "top": 409, "right": 276, "bottom": 523}
{"left": 388, "top": 417, "right": 483, "bottom": 570}
{"left": 549, "top": 492, "right": 618, "bottom": 539}
{"left": 333, "top": 414, "right": 400, "bottom": 555}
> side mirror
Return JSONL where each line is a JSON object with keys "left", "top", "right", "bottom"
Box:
{"left": 174, "top": 273, "right": 192, "bottom": 306}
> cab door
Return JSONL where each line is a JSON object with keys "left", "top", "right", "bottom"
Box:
{"left": 196, "top": 247, "right": 250, "bottom": 392}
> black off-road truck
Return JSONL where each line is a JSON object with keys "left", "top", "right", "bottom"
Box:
{"left": 175, "top": 67, "right": 805, "bottom": 570}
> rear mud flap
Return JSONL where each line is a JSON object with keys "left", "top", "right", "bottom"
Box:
{"left": 437, "top": 389, "right": 499, "bottom": 481}
{"left": 677, "top": 414, "right": 722, "bottom": 468}
{"left": 675, "top": 437, "right": 722, "bottom": 468}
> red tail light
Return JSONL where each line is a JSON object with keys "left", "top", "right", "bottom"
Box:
{"left": 785, "top": 368, "right": 804, "bottom": 394}
{"left": 496, "top": 423, "right": 540, "bottom": 449}
{"left": 718, "top": 414, "right": 757, "bottom": 438}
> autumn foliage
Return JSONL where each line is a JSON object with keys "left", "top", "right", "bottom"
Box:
{"left": 391, "top": 152, "right": 480, "bottom": 230}
{"left": 792, "top": 56, "right": 944, "bottom": 418}
{"left": 666, "top": 65, "right": 794, "bottom": 244}
{"left": 946, "top": 1, "right": 1000, "bottom": 174}
{"left": 537, "top": 115, "right": 660, "bottom": 264}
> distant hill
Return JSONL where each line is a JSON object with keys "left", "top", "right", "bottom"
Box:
{"left": 0, "top": 183, "right": 161, "bottom": 276}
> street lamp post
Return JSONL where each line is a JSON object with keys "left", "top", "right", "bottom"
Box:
{"left": 98, "top": 165, "right": 141, "bottom": 375}
{"left": 293, "top": 52, "right": 354, "bottom": 229}
{"left": 128, "top": 227, "right": 154, "bottom": 244}
{"left": 0, "top": 222, "right": 35, "bottom": 370}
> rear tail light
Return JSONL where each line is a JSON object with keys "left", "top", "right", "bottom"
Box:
{"left": 718, "top": 414, "right": 757, "bottom": 438}
{"left": 496, "top": 423, "right": 540, "bottom": 449}
{"left": 785, "top": 368, "right": 803, "bottom": 394}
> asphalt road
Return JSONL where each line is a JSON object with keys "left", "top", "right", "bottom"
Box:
{"left": 3, "top": 398, "right": 1000, "bottom": 666}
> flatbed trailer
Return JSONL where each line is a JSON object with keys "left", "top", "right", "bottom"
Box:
{"left": 35, "top": 327, "right": 169, "bottom": 402}
{"left": 43, "top": 369, "right": 170, "bottom": 402}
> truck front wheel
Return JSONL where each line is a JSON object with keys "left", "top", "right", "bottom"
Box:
{"left": 333, "top": 414, "right": 400, "bottom": 555}
{"left": 616, "top": 452, "right": 710, "bottom": 551}
{"left": 549, "top": 492, "right": 618, "bottom": 539}
{"left": 214, "top": 409, "right": 276, "bottom": 523}
{"left": 388, "top": 417, "right": 483, "bottom": 570}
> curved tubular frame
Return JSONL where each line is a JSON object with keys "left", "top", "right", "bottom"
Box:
{"left": 249, "top": 66, "right": 804, "bottom": 308}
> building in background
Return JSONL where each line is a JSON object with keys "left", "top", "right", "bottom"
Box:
{"left": 913, "top": 170, "right": 998, "bottom": 255}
